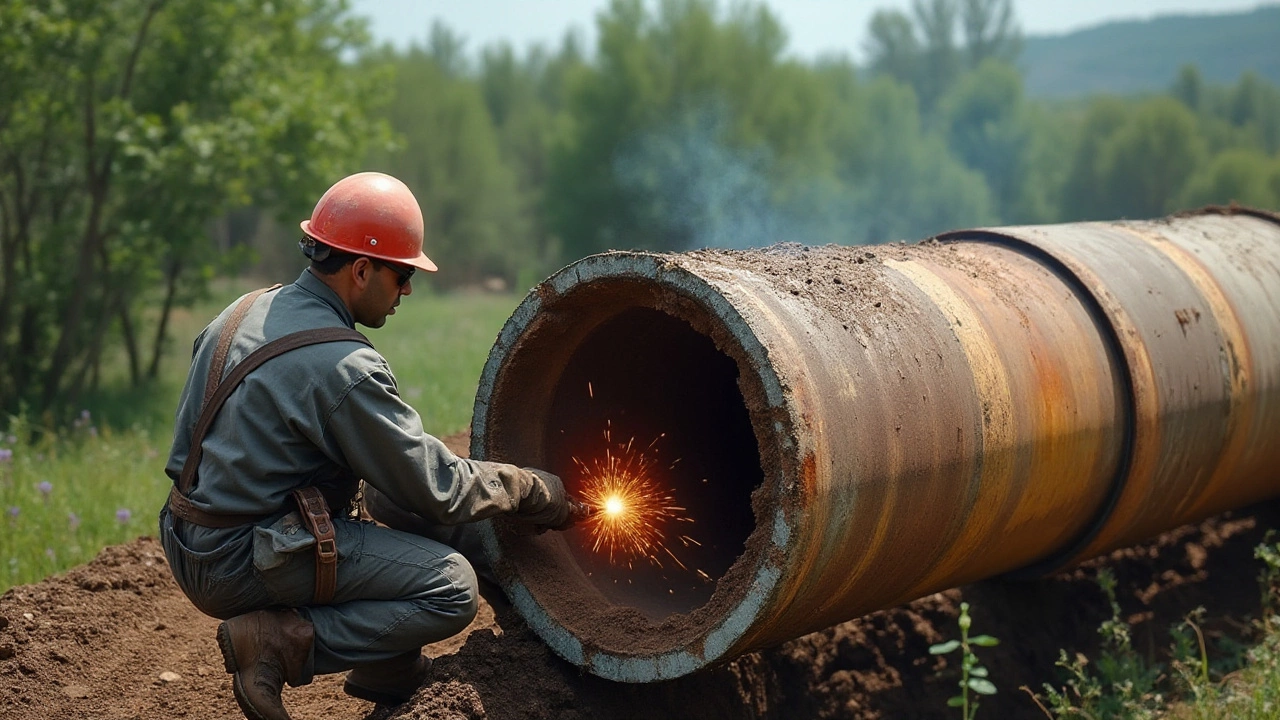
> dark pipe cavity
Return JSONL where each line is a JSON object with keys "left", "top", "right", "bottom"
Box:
{"left": 546, "top": 307, "right": 761, "bottom": 620}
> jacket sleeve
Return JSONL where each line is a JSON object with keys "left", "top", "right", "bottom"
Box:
{"left": 321, "top": 357, "right": 567, "bottom": 526}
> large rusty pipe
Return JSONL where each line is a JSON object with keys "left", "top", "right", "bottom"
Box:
{"left": 470, "top": 207, "right": 1280, "bottom": 682}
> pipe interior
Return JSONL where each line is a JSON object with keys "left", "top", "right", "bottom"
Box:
{"left": 482, "top": 274, "right": 774, "bottom": 648}
{"left": 542, "top": 306, "right": 761, "bottom": 620}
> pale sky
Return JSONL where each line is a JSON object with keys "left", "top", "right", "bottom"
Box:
{"left": 351, "top": 0, "right": 1269, "bottom": 60}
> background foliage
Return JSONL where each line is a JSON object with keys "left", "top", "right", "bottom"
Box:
{"left": 2, "top": 0, "right": 1280, "bottom": 421}
{"left": 0, "top": 0, "right": 389, "bottom": 421}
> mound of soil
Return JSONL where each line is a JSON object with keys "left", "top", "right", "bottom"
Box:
{"left": 2, "top": 430, "right": 1276, "bottom": 719}
{"left": 390, "top": 503, "right": 1278, "bottom": 720}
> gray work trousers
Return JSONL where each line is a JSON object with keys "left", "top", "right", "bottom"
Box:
{"left": 158, "top": 505, "right": 478, "bottom": 679}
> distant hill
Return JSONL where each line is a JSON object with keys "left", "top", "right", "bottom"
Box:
{"left": 1021, "top": 4, "right": 1280, "bottom": 98}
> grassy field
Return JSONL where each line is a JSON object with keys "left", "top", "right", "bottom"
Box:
{"left": 0, "top": 277, "right": 522, "bottom": 592}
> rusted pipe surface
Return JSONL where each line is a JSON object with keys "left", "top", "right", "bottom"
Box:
{"left": 471, "top": 207, "right": 1280, "bottom": 682}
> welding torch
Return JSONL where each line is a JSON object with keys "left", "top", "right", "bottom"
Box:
{"left": 568, "top": 496, "right": 596, "bottom": 523}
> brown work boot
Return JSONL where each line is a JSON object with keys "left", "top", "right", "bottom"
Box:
{"left": 343, "top": 650, "right": 432, "bottom": 705}
{"left": 216, "top": 609, "right": 315, "bottom": 720}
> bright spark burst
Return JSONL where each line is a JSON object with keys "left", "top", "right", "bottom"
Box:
{"left": 572, "top": 425, "right": 696, "bottom": 570}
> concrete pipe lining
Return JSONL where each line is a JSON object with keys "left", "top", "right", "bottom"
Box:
{"left": 473, "top": 208, "right": 1280, "bottom": 682}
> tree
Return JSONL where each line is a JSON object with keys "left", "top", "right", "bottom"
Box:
{"left": 478, "top": 36, "right": 586, "bottom": 276}
{"left": 1171, "top": 65, "right": 1204, "bottom": 112}
{"left": 822, "top": 71, "right": 997, "bottom": 242}
{"left": 427, "top": 20, "right": 470, "bottom": 78}
{"left": 1060, "top": 97, "right": 1132, "bottom": 221}
{"left": 1103, "top": 98, "right": 1206, "bottom": 217}
{"left": 1177, "top": 149, "right": 1280, "bottom": 210}
{"left": 959, "top": 0, "right": 1020, "bottom": 68}
{"left": 1225, "top": 72, "right": 1280, "bottom": 153}
{"left": 547, "top": 0, "right": 832, "bottom": 258}
{"left": 0, "top": 0, "right": 387, "bottom": 418}
{"left": 865, "top": 10, "right": 919, "bottom": 86}
{"left": 912, "top": 0, "right": 961, "bottom": 112}
{"left": 864, "top": 0, "right": 1021, "bottom": 118}
{"left": 936, "top": 59, "right": 1051, "bottom": 223}
{"left": 1062, "top": 97, "right": 1206, "bottom": 220}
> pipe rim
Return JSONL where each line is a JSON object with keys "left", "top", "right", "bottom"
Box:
{"left": 471, "top": 251, "right": 799, "bottom": 681}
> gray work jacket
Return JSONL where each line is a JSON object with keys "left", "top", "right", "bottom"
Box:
{"left": 165, "top": 269, "right": 561, "bottom": 539}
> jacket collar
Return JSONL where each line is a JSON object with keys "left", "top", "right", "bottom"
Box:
{"left": 294, "top": 268, "right": 357, "bottom": 329}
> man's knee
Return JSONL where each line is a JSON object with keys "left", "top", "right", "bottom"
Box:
{"left": 429, "top": 551, "right": 479, "bottom": 638}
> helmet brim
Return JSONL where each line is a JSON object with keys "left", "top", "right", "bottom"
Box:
{"left": 300, "top": 220, "right": 438, "bottom": 273}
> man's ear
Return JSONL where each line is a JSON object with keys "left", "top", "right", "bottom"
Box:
{"left": 350, "top": 256, "right": 374, "bottom": 290}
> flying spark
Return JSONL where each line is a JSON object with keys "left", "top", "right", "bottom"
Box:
{"left": 572, "top": 427, "right": 696, "bottom": 571}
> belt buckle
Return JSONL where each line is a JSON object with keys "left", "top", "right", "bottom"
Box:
{"left": 316, "top": 537, "right": 337, "bottom": 561}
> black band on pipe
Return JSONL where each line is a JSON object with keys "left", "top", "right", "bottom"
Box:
{"left": 1182, "top": 204, "right": 1280, "bottom": 228}
{"left": 934, "top": 229, "right": 1139, "bottom": 580}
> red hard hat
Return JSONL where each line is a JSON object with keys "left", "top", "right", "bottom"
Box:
{"left": 300, "top": 172, "right": 438, "bottom": 272}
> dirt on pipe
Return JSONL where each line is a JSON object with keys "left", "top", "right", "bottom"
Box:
{"left": 2, "top": 430, "right": 1277, "bottom": 719}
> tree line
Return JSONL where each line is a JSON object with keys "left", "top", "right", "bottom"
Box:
{"left": 2, "top": 0, "right": 1279, "bottom": 417}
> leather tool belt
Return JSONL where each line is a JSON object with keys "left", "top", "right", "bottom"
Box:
{"left": 165, "top": 285, "right": 371, "bottom": 606}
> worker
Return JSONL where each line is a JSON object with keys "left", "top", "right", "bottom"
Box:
{"left": 158, "top": 171, "right": 579, "bottom": 720}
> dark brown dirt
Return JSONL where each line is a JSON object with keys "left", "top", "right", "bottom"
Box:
{"left": 2, "top": 427, "right": 1276, "bottom": 719}
{"left": 392, "top": 502, "right": 1279, "bottom": 720}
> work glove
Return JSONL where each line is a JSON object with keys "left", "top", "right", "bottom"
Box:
{"left": 516, "top": 467, "right": 574, "bottom": 531}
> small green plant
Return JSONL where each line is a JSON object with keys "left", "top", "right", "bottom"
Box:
{"left": 1037, "top": 568, "right": 1166, "bottom": 719}
{"left": 1030, "top": 539, "right": 1280, "bottom": 718}
{"left": 1254, "top": 532, "right": 1280, "bottom": 614}
{"left": 931, "top": 600, "right": 1000, "bottom": 719}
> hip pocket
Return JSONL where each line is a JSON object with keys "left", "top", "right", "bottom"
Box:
{"left": 159, "top": 511, "right": 261, "bottom": 618}
{"left": 253, "top": 511, "right": 317, "bottom": 572}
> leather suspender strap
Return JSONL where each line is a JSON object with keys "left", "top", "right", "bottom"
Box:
{"left": 168, "top": 286, "right": 283, "bottom": 529}
{"left": 165, "top": 287, "right": 371, "bottom": 606}
{"left": 168, "top": 325, "right": 370, "bottom": 529}
{"left": 292, "top": 487, "right": 338, "bottom": 604}
{"left": 175, "top": 325, "right": 372, "bottom": 498}
{"left": 167, "top": 282, "right": 372, "bottom": 526}
{"left": 203, "top": 285, "right": 281, "bottom": 409}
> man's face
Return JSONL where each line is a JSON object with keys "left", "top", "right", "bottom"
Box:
{"left": 352, "top": 258, "right": 413, "bottom": 328}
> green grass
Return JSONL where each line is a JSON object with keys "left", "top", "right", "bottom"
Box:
{"left": 0, "top": 277, "right": 522, "bottom": 593}
{"left": 0, "top": 421, "right": 169, "bottom": 591}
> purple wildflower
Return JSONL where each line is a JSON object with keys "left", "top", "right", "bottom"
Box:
{"left": 37, "top": 481, "right": 52, "bottom": 499}
{"left": 6, "top": 506, "right": 17, "bottom": 519}
{"left": 0, "top": 448, "right": 11, "bottom": 462}
{"left": 68, "top": 512, "right": 81, "bottom": 531}
{"left": 116, "top": 508, "right": 132, "bottom": 524}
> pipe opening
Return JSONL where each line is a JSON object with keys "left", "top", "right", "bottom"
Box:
{"left": 479, "top": 274, "right": 772, "bottom": 653}
{"left": 545, "top": 307, "right": 760, "bottom": 620}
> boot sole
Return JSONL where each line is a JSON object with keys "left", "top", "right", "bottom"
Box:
{"left": 217, "top": 621, "right": 271, "bottom": 720}
{"left": 216, "top": 621, "right": 239, "bottom": 674}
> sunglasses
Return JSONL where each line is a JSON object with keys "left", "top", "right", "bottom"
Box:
{"left": 374, "top": 260, "right": 415, "bottom": 287}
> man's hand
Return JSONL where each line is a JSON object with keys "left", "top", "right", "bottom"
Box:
{"left": 512, "top": 467, "right": 586, "bottom": 533}
{"left": 536, "top": 495, "right": 592, "bottom": 532}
